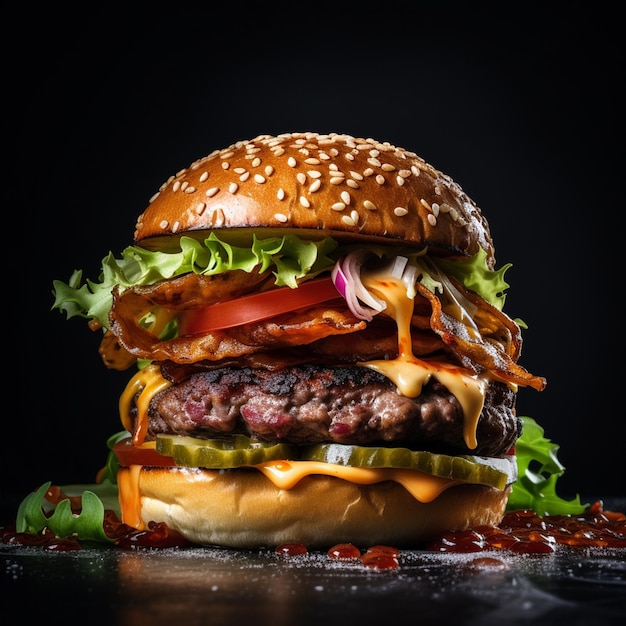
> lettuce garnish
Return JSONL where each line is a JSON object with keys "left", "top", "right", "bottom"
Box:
{"left": 508, "top": 416, "right": 587, "bottom": 515}
{"left": 436, "top": 247, "right": 510, "bottom": 311}
{"left": 16, "top": 481, "right": 117, "bottom": 543}
{"left": 52, "top": 233, "right": 339, "bottom": 329}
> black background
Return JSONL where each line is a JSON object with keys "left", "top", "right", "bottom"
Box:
{"left": 7, "top": 6, "right": 623, "bottom": 516}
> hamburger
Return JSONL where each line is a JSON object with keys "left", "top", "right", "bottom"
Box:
{"left": 53, "top": 132, "right": 546, "bottom": 549}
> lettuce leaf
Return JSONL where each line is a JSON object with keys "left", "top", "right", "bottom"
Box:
{"left": 435, "top": 247, "right": 510, "bottom": 311}
{"left": 52, "top": 233, "right": 339, "bottom": 329}
{"left": 508, "top": 416, "right": 587, "bottom": 516}
{"left": 16, "top": 481, "right": 117, "bottom": 543}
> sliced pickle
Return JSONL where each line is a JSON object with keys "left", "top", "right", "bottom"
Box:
{"left": 300, "top": 443, "right": 515, "bottom": 489}
{"left": 156, "top": 434, "right": 299, "bottom": 469}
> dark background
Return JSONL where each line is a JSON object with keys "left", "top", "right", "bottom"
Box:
{"left": 6, "top": 6, "right": 622, "bottom": 521}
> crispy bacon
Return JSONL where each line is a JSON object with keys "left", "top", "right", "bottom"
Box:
{"left": 106, "top": 273, "right": 366, "bottom": 366}
{"left": 102, "top": 270, "right": 546, "bottom": 393}
{"left": 416, "top": 282, "right": 546, "bottom": 391}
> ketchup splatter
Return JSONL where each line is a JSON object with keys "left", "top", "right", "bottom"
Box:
{"left": 426, "top": 501, "right": 626, "bottom": 553}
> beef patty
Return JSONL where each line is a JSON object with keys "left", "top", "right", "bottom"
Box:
{"left": 141, "top": 363, "right": 520, "bottom": 457}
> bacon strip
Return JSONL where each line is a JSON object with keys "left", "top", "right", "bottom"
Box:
{"left": 106, "top": 273, "right": 365, "bottom": 366}
{"left": 415, "top": 283, "right": 546, "bottom": 391}
{"left": 102, "top": 270, "right": 546, "bottom": 393}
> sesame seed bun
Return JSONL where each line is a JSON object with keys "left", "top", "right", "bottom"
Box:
{"left": 134, "top": 132, "right": 495, "bottom": 265}
{"left": 120, "top": 466, "right": 510, "bottom": 549}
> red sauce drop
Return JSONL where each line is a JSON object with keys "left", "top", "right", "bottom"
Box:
{"left": 275, "top": 542, "right": 308, "bottom": 556}
{"left": 327, "top": 543, "right": 361, "bottom": 559}
{"left": 361, "top": 545, "right": 400, "bottom": 569}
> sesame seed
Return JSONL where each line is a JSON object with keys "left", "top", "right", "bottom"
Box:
{"left": 206, "top": 187, "right": 219, "bottom": 197}
{"left": 381, "top": 163, "right": 395, "bottom": 171}
{"left": 420, "top": 198, "right": 431, "bottom": 210}
{"left": 220, "top": 151, "right": 235, "bottom": 159}
{"left": 363, "top": 200, "right": 377, "bottom": 210}
{"left": 287, "top": 157, "right": 297, "bottom": 167}
{"left": 299, "top": 196, "right": 311, "bottom": 208}
{"left": 252, "top": 157, "right": 261, "bottom": 167}
{"left": 431, "top": 203, "right": 440, "bottom": 216}
{"left": 363, "top": 168, "right": 374, "bottom": 176}
{"left": 341, "top": 211, "right": 359, "bottom": 227}
{"left": 396, "top": 176, "right": 405, "bottom": 187}
{"left": 229, "top": 182, "right": 239, "bottom": 194}
{"left": 308, "top": 170, "right": 322, "bottom": 178}
{"left": 375, "top": 175, "right": 385, "bottom": 185}
{"left": 240, "top": 171, "right": 250, "bottom": 182}
{"left": 199, "top": 171, "right": 209, "bottom": 182}
{"left": 149, "top": 191, "right": 160, "bottom": 203}
{"left": 304, "top": 158, "right": 321, "bottom": 165}
{"left": 277, "top": 188, "right": 285, "bottom": 200}
{"left": 330, "top": 177, "right": 344, "bottom": 185}
{"left": 172, "top": 181, "right": 181, "bottom": 192}
{"left": 398, "top": 169, "right": 411, "bottom": 178}
{"left": 214, "top": 208, "right": 225, "bottom": 227}
{"left": 345, "top": 153, "right": 355, "bottom": 161}
{"left": 309, "top": 179, "right": 321, "bottom": 192}
{"left": 222, "top": 162, "right": 230, "bottom": 170}
{"left": 172, "top": 221, "right": 180, "bottom": 232}
{"left": 297, "top": 172, "right": 306, "bottom": 184}
{"left": 394, "top": 207, "right": 408, "bottom": 216}
{"left": 196, "top": 202, "right": 206, "bottom": 215}
{"left": 159, "top": 219, "right": 169, "bottom": 229}
{"left": 340, "top": 191, "right": 351, "bottom": 204}
{"left": 427, "top": 213, "right": 437, "bottom": 226}
{"left": 274, "top": 212, "right": 288, "bottom": 223}
{"left": 234, "top": 167, "right": 246, "bottom": 174}
{"left": 265, "top": 165, "right": 274, "bottom": 176}
{"left": 254, "top": 174, "right": 266, "bottom": 183}
{"left": 367, "top": 157, "right": 382, "bottom": 167}
{"left": 331, "top": 202, "right": 346, "bottom": 211}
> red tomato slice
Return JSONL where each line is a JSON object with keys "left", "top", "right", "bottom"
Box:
{"left": 179, "top": 276, "right": 343, "bottom": 336}
{"left": 113, "top": 438, "right": 176, "bottom": 467}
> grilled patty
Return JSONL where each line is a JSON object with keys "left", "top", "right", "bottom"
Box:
{"left": 140, "top": 363, "right": 520, "bottom": 457}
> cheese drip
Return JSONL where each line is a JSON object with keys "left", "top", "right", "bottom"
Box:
{"left": 360, "top": 274, "right": 487, "bottom": 450}
{"left": 119, "top": 364, "right": 172, "bottom": 445}
{"left": 255, "top": 460, "right": 458, "bottom": 502}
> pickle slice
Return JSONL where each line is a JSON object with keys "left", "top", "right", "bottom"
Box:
{"left": 156, "top": 434, "right": 299, "bottom": 469}
{"left": 300, "top": 443, "right": 516, "bottom": 489}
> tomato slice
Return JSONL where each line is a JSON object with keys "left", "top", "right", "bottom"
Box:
{"left": 179, "top": 276, "right": 343, "bottom": 335}
{"left": 113, "top": 438, "right": 176, "bottom": 468}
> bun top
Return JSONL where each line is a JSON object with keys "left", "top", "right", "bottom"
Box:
{"left": 134, "top": 132, "right": 494, "bottom": 264}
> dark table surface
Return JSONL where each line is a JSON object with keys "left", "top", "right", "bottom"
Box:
{"left": 3, "top": 497, "right": 625, "bottom": 625}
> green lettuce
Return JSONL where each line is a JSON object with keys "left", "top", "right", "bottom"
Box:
{"left": 52, "top": 233, "right": 339, "bottom": 329}
{"left": 436, "top": 247, "right": 510, "bottom": 312}
{"left": 16, "top": 481, "right": 118, "bottom": 544}
{"left": 508, "top": 416, "right": 587, "bottom": 515}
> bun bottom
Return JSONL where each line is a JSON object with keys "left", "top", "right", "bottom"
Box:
{"left": 119, "top": 466, "right": 510, "bottom": 549}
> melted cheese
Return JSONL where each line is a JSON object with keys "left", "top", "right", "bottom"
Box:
{"left": 119, "top": 364, "right": 172, "bottom": 445}
{"left": 255, "top": 460, "right": 458, "bottom": 502}
{"left": 360, "top": 274, "right": 487, "bottom": 450}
